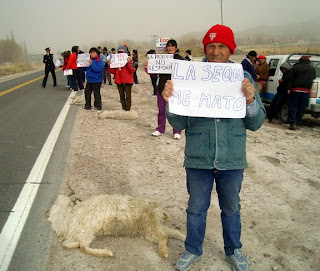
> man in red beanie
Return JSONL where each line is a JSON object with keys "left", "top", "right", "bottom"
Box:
{"left": 162, "top": 24, "right": 266, "bottom": 271}
{"left": 255, "top": 55, "right": 270, "bottom": 95}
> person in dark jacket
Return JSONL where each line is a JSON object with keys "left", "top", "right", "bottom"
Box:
{"left": 162, "top": 24, "right": 266, "bottom": 271}
{"left": 241, "top": 50, "right": 257, "bottom": 80}
{"left": 287, "top": 55, "right": 316, "bottom": 130}
{"left": 81, "top": 48, "right": 104, "bottom": 110}
{"left": 152, "top": 39, "right": 184, "bottom": 139}
{"left": 42, "top": 47, "right": 57, "bottom": 88}
{"left": 266, "top": 61, "right": 291, "bottom": 123}
{"left": 144, "top": 49, "right": 158, "bottom": 95}
{"left": 132, "top": 49, "right": 139, "bottom": 84}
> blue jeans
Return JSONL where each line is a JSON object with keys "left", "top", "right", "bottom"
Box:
{"left": 185, "top": 168, "right": 243, "bottom": 256}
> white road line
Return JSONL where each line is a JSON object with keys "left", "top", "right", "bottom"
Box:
{"left": 0, "top": 91, "right": 74, "bottom": 271}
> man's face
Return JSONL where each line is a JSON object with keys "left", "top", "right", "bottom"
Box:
{"left": 258, "top": 58, "right": 266, "bottom": 64}
{"left": 46, "top": 50, "right": 50, "bottom": 54}
{"left": 205, "top": 43, "right": 231, "bottom": 63}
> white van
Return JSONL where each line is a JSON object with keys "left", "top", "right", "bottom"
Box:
{"left": 262, "top": 53, "right": 320, "bottom": 121}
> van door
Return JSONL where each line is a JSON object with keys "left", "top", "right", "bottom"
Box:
{"left": 262, "top": 58, "right": 280, "bottom": 102}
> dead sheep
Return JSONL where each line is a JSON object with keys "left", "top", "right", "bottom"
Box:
{"left": 70, "top": 91, "right": 85, "bottom": 105}
{"left": 48, "top": 194, "right": 185, "bottom": 258}
{"left": 96, "top": 110, "right": 139, "bottom": 120}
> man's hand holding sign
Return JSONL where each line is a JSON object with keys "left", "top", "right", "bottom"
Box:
{"left": 163, "top": 60, "right": 255, "bottom": 118}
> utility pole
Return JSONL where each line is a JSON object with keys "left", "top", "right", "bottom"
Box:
{"left": 220, "top": 0, "right": 224, "bottom": 25}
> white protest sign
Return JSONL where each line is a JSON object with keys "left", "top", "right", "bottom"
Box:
{"left": 169, "top": 60, "right": 246, "bottom": 118}
{"left": 147, "top": 54, "right": 174, "bottom": 74}
{"left": 155, "top": 37, "right": 170, "bottom": 51}
{"left": 77, "top": 53, "right": 90, "bottom": 67}
{"left": 110, "top": 53, "right": 128, "bottom": 68}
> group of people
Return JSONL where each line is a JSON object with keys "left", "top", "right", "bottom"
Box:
{"left": 242, "top": 49, "right": 316, "bottom": 130}
{"left": 241, "top": 50, "right": 270, "bottom": 94}
{"left": 43, "top": 45, "right": 140, "bottom": 112}
{"left": 41, "top": 24, "right": 315, "bottom": 271}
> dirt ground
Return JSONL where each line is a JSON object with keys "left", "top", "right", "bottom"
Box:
{"left": 45, "top": 66, "right": 320, "bottom": 271}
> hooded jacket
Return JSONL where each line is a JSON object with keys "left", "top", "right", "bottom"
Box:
{"left": 109, "top": 61, "right": 135, "bottom": 84}
{"left": 287, "top": 60, "right": 316, "bottom": 92}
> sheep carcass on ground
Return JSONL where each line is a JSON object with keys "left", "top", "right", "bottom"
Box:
{"left": 48, "top": 194, "right": 186, "bottom": 259}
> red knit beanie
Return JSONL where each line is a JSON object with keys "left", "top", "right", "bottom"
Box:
{"left": 202, "top": 24, "right": 236, "bottom": 54}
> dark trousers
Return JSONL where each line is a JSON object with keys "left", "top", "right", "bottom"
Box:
{"left": 267, "top": 91, "right": 287, "bottom": 121}
{"left": 72, "top": 69, "right": 84, "bottom": 91}
{"left": 117, "top": 84, "right": 132, "bottom": 111}
{"left": 103, "top": 66, "right": 112, "bottom": 84}
{"left": 150, "top": 75, "right": 158, "bottom": 95}
{"left": 42, "top": 68, "right": 56, "bottom": 87}
{"left": 133, "top": 71, "right": 138, "bottom": 84}
{"left": 288, "top": 91, "right": 309, "bottom": 125}
{"left": 84, "top": 82, "right": 102, "bottom": 109}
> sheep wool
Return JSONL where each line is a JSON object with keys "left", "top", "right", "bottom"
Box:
{"left": 48, "top": 194, "right": 185, "bottom": 259}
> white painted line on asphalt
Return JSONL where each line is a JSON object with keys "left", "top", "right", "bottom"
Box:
{"left": 0, "top": 91, "right": 74, "bottom": 271}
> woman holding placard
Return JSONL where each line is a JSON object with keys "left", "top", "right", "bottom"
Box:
{"left": 109, "top": 45, "right": 136, "bottom": 111}
{"left": 152, "top": 39, "right": 184, "bottom": 139}
{"left": 66, "top": 45, "right": 84, "bottom": 91}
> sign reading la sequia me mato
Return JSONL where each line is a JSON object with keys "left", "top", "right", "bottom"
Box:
{"left": 169, "top": 60, "right": 246, "bottom": 118}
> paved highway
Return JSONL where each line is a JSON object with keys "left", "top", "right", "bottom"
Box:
{"left": 0, "top": 69, "right": 78, "bottom": 270}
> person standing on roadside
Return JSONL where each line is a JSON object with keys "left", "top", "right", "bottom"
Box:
{"left": 152, "top": 39, "right": 183, "bottom": 140}
{"left": 109, "top": 45, "right": 135, "bottom": 111}
{"left": 42, "top": 47, "right": 57, "bottom": 88}
{"left": 144, "top": 49, "right": 158, "bottom": 96}
{"left": 132, "top": 49, "right": 139, "bottom": 84}
{"left": 184, "top": 50, "right": 193, "bottom": 61}
{"left": 81, "top": 47, "right": 104, "bottom": 111}
{"left": 162, "top": 24, "right": 266, "bottom": 271}
{"left": 287, "top": 55, "right": 316, "bottom": 130}
{"left": 102, "top": 47, "right": 112, "bottom": 85}
{"left": 62, "top": 51, "right": 73, "bottom": 90}
{"left": 66, "top": 46, "right": 85, "bottom": 92}
{"left": 255, "top": 55, "right": 269, "bottom": 94}
{"left": 241, "top": 50, "right": 257, "bottom": 80}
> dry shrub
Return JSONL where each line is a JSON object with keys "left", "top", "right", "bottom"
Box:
{"left": 0, "top": 63, "right": 34, "bottom": 76}
{"left": 96, "top": 110, "right": 139, "bottom": 120}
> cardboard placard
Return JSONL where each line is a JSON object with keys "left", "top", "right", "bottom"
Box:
{"left": 110, "top": 53, "right": 128, "bottom": 68}
{"left": 169, "top": 60, "right": 246, "bottom": 118}
{"left": 77, "top": 53, "right": 90, "bottom": 67}
{"left": 147, "top": 54, "right": 174, "bottom": 74}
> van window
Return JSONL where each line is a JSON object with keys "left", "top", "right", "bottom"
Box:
{"left": 268, "top": 59, "right": 279, "bottom": 76}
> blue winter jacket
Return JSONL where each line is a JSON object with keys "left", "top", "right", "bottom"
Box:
{"left": 83, "top": 57, "right": 104, "bottom": 83}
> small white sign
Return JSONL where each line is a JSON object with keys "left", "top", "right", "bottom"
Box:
{"left": 77, "top": 53, "right": 90, "bottom": 67}
{"left": 169, "top": 60, "right": 246, "bottom": 118}
{"left": 147, "top": 54, "right": 174, "bottom": 74}
{"left": 110, "top": 53, "right": 128, "bottom": 68}
{"left": 155, "top": 37, "right": 170, "bottom": 51}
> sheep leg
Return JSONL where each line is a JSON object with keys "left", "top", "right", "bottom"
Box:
{"left": 165, "top": 227, "right": 186, "bottom": 241}
{"left": 80, "top": 242, "right": 113, "bottom": 257}
{"left": 158, "top": 235, "right": 169, "bottom": 259}
{"left": 63, "top": 240, "right": 80, "bottom": 249}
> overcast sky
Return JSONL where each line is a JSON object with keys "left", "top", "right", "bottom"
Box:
{"left": 0, "top": 0, "right": 319, "bottom": 54}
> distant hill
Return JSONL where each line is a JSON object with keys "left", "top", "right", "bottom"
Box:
{"left": 178, "top": 17, "right": 320, "bottom": 48}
